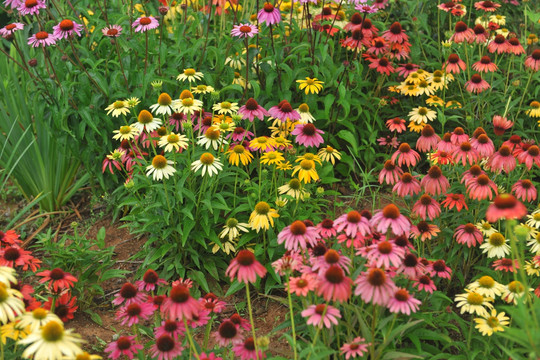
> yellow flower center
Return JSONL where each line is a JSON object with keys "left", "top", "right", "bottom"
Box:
{"left": 433, "top": 70, "right": 443, "bottom": 77}
{"left": 508, "top": 280, "right": 524, "bottom": 293}
{"left": 158, "top": 93, "right": 172, "bottom": 106}
{"left": 305, "top": 78, "right": 315, "bottom": 85}
{"left": 113, "top": 101, "right": 125, "bottom": 109}
{"left": 167, "top": 134, "right": 179, "bottom": 143}
{"left": 325, "top": 146, "right": 335, "bottom": 153}
{"left": 255, "top": 201, "right": 270, "bottom": 215}
{"left": 274, "top": 137, "right": 286, "bottom": 144}
{"left": 482, "top": 222, "right": 492, "bottom": 230}
{"left": 300, "top": 160, "right": 314, "bottom": 170}
{"left": 489, "top": 233, "right": 505, "bottom": 246}
{"left": 298, "top": 103, "right": 309, "bottom": 113}
{"left": 467, "top": 292, "right": 484, "bottom": 305}
{"left": 0, "top": 283, "right": 8, "bottom": 302}
{"left": 233, "top": 145, "right": 245, "bottom": 154}
{"left": 219, "top": 123, "right": 231, "bottom": 130}
{"left": 205, "top": 128, "right": 221, "bottom": 140}
{"left": 419, "top": 80, "right": 429, "bottom": 88}
{"left": 486, "top": 316, "right": 499, "bottom": 328}
{"left": 119, "top": 126, "right": 132, "bottom": 134}
{"left": 32, "top": 308, "right": 48, "bottom": 320}
{"left": 182, "top": 98, "right": 194, "bottom": 107}
{"left": 152, "top": 155, "right": 168, "bottom": 169}
{"left": 184, "top": 68, "right": 196, "bottom": 76}
{"left": 41, "top": 322, "right": 64, "bottom": 342}
{"left": 533, "top": 213, "right": 540, "bottom": 221}
{"left": 267, "top": 153, "right": 277, "bottom": 159}
{"left": 531, "top": 101, "right": 540, "bottom": 109}
{"left": 180, "top": 90, "right": 194, "bottom": 99}
{"left": 138, "top": 110, "right": 153, "bottom": 124}
{"left": 200, "top": 153, "right": 215, "bottom": 165}
{"left": 478, "top": 276, "right": 495, "bottom": 288}
{"left": 221, "top": 102, "right": 232, "bottom": 109}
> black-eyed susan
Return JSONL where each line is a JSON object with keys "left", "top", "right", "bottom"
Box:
{"left": 20, "top": 320, "right": 83, "bottom": 359}
{"left": 296, "top": 77, "right": 324, "bottom": 95}
{"left": 191, "top": 84, "right": 215, "bottom": 94}
{"left": 0, "top": 282, "right": 24, "bottom": 324}
{"left": 399, "top": 83, "right": 419, "bottom": 97}
{"left": 474, "top": 310, "right": 509, "bottom": 336}
{"left": 191, "top": 153, "right": 223, "bottom": 177}
{"left": 296, "top": 152, "right": 322, "bottom": 165}
{"left": 318, "top": 146, "right": 341, "bottom": 165}
{"left": 250, "top": 136, "right": 276, "bottom": 152}
{"left": 273, "top": 136, "right": 292, "bottom": 150}
{"left": 292, "top": 160, "right": 319, "bottom": 183}
{"left": 278, "top": 178, "right": 307, "bottom": 200}
{"left": 226, "top": 145, "right": 254, "bottom": 166}
{"left": 132, "top": 110, "right": 162, "bottom": 132}
{"left": 467, "top": 276, "right": 505, "bottom": 298}
{"left": 149, "top": 93, "right": 175, "bottom": 115}
{"left": 105, "top": 100, "right": 130, "bottom": 117}
{"left": 249, "top": 201, "right": 280, "bottom": 232}
{"left": 220, "top": 218, "right": 250, "bottom": 241}
{"left": 68, "top": 351, "right": 103, "bottom": 360}
{"left": 146, "top": 155, "right": 176, "bottom": 181}
{"left": 415, "top": 80, "right": 435, "bottom": 96}
{"left": 408, "top": 107, "right": 436, "bottom": 124}
{"left": 446, "top": 100, "right": 462, "bottom": 109}
{"left": 296, "top": 103, "right": 315, "bottom": 123}
{"left": 159, "top": 132, "right": 189, "bottom": 153}
{"left": 502, "top": 280, "right": 532, "bottom": 304}
{"left": 197, "top": 128, "right": 227, "bottom": 151}
{"left": 260, "top": 151, "right": 285, "bottom": 165}
{"left": 112, "top": 125, "right": 140, "bottom": 141}
{"left": 176, "top": 68, "right": 204, "bottom": 83}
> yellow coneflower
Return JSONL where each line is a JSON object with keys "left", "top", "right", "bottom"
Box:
{"left": 260, "top": 151, "right": 285, "bottom": 165}
{"left": 269, "top": 119, "right": 297, "bottom": 138}
{"left": 527, "top": 101, "right": 540, "bottom": 118}
{"left": 191, "top": 84, "right": 215, "bottom": 94}
{"left": 408, "top": 121, "right": 426, "bottom": 133}
{"left": 1, "top": 321, "right": 31, "bottom": 344}
{"left": 446, "top": 100, "right": 462, "bottom": 109}
{"left": 226, "top": 145, "right": 254, "bottom": 166}
{"left": 399, "top": 83, "right": 420, "bottom": 96}
{"left": 296, "top": 152, "right": 322, "bottom": 165}
{"left": 249, "top": 201, "right": 279, "bottom": 232}
{"left": 426, "top": 95, "right": 445, "bottom": 107}
{"left": 454, "top": 289, "right": 493, "bottom": 317}
{"left": 112, "top": 125, "right": 140, "bottom": 141}
{"left": 273, "top": 136, "right": 292, "bottom": 150}
{"left": 318, "top": 146, "right": 341, "bottom": 165}
{"left": 277, "top": 161, "right": 293, "bottom": 171}
{"left": 176, "top": 68, "right": 204, "bottom": 83}
{"left": 105, "top": 100, "right": 130, "bottom": 117}
{"left": 125, "top": 97, "right": 140, "bottom": 108}
{"left": 292, "top": 160, "right": 319, "bottom": 183}
{"left": 278, "top": 178, "right": 307, "bottom": 200}
{"left": 0, "top": 266, "right": 17, "bottom": 286}
{"left": 213, "top": 101, "right": 239, "bottom": 115}
{"left": 250, "top": 137, "right": 277, "bottom": 152}
{"left": 474, "top": 310, "right": 509, "bottom": 336}
{"left": 296, "top": 77, "right": 324, "bottom": 95}
{"left": 409, "top": 106, "right": 436, "bottom": 124}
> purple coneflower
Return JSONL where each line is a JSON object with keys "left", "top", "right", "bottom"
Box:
{"left": 0, "top": 23, "right": 24, "bottom": 39}
{"left": 454, "top": 223, "right": 483, "bottom": 248}
{"left": 291, "top": 123, "right": 324, "bottom": 148}
{"left": 136, "top": 269, "right": 168, "bottom": 292}
{"left": 258, "top": 2, "right": 281, "bottom": 25}
{"left": 301, "top": 304, "right": 341, "bottom": 329}
{"left": 388, "top": 288, "right": 421, "bottom": 315}
{"left": 370, "top": 204, "right": 410, "bottom": 236}
{"left": 161, "top": 284, "right": 201, "bottom": 321}
{"left": 28, "top": 31, "right": 57, "bottom": 47}
{"left": 53, "top": 19, "right": 82, "bottom": 39}
{"left": 150, "top": 335, "right": 184, "bottom": 360}
{"left": 132, "top": 16, "right": 159, "bottom": 32}
{"left": 225, "top": 250, "right": 267, "bottom": 284}
{"left": 18, "top": 0, "right": 46, "bottom": 16}
{"left": 277, "top": 220, "right": 320, "bottom": 251}
{"left": 412, "top": 194, "right": 441, "bottom": 221}
{"left": 238, "top": 98, "right": 269, "bottom": 122}
{"left": 231, "top": 23, "right": 258, "bottom": 38}
{"left": 512, "top": 179, "right": 537, "bottom": 202}
{"left": 354, "top": 267, "right": 396, "bottom": 306}
{"left": 268, "top": 100, "right": 301, "bottom": 122}
{"left": 102, "top": 24, "right": 123, "bottom": 37}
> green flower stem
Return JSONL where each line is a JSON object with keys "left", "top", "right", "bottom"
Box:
{"left": 285, "top": 274, "right": 298, "bottom": 360}
{"left": 245, "top": 283, "right": 260, "bottom": 360}
{"left": 183, "top": 318, "right": 201, "bottom": 360}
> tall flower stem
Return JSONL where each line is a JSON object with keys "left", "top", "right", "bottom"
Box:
{"left": 114, "top": 39, "right": 129, "bottom": 88}
{"left": 183, "top": 318, "right": 201, "bottom": 360}
{"left": 144, "top": 31, "right": 149, "bottom": 75}
{"left": 514, "top": 71, "right": 533, "bottom": 122}
{"left": 68, "top": 38, "right": 107, "bottom": 96}
{"left": 268, "top": 24, "right": 282, "bottom": 90}
{"left": 285, "top": 274, "right": 298, "bottom": 360}
{"left": 245, "top": 284, "right": 260, "bottom": 360}
{"left": 243, "top": 38, "right": 250, "bottom": 100}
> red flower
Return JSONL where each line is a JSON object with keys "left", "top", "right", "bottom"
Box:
{"left": 441, "top": 193, "right": 468, "bottom": 212}
{"left": 37, "top": 268, "right": 78, "bottom": 292}
{"left": 44, "top": 292, "right": 78, "bottom": 322}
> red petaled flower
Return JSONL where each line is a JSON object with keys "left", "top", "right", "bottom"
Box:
{"left": 37, "top": 268, "right": 78, "bottom": 292}
{"left": 44, "top": 292, "right": 78, "bottom": 322}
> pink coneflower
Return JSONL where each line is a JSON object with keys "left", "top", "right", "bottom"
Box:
{"left": 452, "top": 142, "right": 480, "bottom": 166}
{"left": 472, "top": 55, "right": 498, "bottom": 73}
{"left": 229, "top": 313, "right": 251, "bottom": 332}
{"left": 316, "top": 219, "right": 338, "bottom": 239}
{"left": 316, "top": 265, "right": 352, "bottom": 302}
{"left": 199, "top": 293, "right": 226, "bottom": 314}
{"left": 313, "top": 249, "right": 352, "bottom": 274}
{"left": 472, "top": 24, "right": 489, "bottom": 43}
{"left": 393, "top": 172, "right": 421, "bottom": 197}
{"left": 507, "top": 37, "right": 525, "bottom": 55}
{"left": 105, "top": 336, "right": 143, "bottom": 360}
{"left": 451, "top": 21, "right": 474, "bottom": 43}
{"left": 3, "top": 0, "right": 21, "bottom": 9}
{"left": 155, "top": 320, "right": 185, "bottom": 339}
{"left": 189, "top": 308, "right": 211, "bottom": 328}
{"left": 475, "top": 0, "right": 501, "bottom": 11}
{"left": 465, "top": 74, "right": 490, "bottom": 93}
{"left": 238, "top": 98, "right": 269, "bottom": 122}
{"left": 430, "top": 150, "right": 454, "bottom": 165}
{"left": 378, "top": 135, "right": 399, "bottom": 148}
{"left": 136, "top": 269, "right": 168, "bottom": 292}
{"left": 487, "top": 145, "right": 516, "bottom": 173}
{"left": 53, "top": 19, "right": 83, "bottom": 39}
{"left": 148, "top": 294, "right": 167, "bottom": 312}
{"left": 258, "top": 2, "right": 281, "bottom": 25}
{"left": 214, "top": 320, "right": 243, "bottom": 346}
{"left": 488, "top": 34, "right": 509, "bottom": 54}
{"left": 398, "top": 253, "right": 425, "bottom": 279}
{"left": 492, "top": 258, "right": 519, "bottom": 273}
{"left": 378, "top": 160, "right": 403, "bottom": 185}
{"left": 28, "top": 31, "right": 57, "bottom": 47}
{"left": 382, "top": 22, "right": 408, "bottom": 44}
{"left": 486, "top": 194, "right": 527, "bottom": 223}
{"left": 413, "top": 275, "right": 436, "bottom": 293}
{"left": 386, "top": 117, "right": 406, "bottom": 132}
{"left": 161, "top": 284, "right": 201, "bottom": 321}
{"left": 462, "top": 165, "right": 485, "bottom": 187}
{"left": 492, "top": 115, "right": 513, "bottom": 136}
{"left": 17, "top": 0, "right": 46, "bottom": 15}
{"left": 117, "top": 302, "right": 155, "bottom": 326}
{"left": 132, "top": 16, "right": 159, "bottom": 32}
{"left": 337, "top": 232, "right": 365, "bottom": 249}
{"left": 397, "top": 63, "right": 418, "bottom": 77}
{"left": 366, "top": 240, "right": 405, "bottom": 268}
{"left": 0, "top": 22, "right": 24, "bottom": 39}
{"left": 437, "top": 133, "right": 457, "bottom": 153}
{"left": 471, "top": 134, "right": 495, "bottom": 157}
{"left": 226, "top": 250, "right": 267, "bottom": 284}
{"left": 444, "top": 54, "right": 466, "bottom": 74}
{"left": 411, "top": 221, "right": 440, "bottom": 241}
{"left": 334, "top": 210, "right": 371, "bottom": 237}
{"left": 391, "top": 143, "right": 420, "bottom": 167}
{"left": 301, "top": 304, "right": 341, "bottom": 329}
{"left": 502, "top": 134, "right": 522, "bottom": 151}
{"left": 451, "top": 127, "right": 469, "bottom": 145}
{"left": 277, "top": 220, "right": 320, "bottom": 251}
{"left": 416, "top": 125, "right": 440, "bottom": 153}
{"left": 429, "top": 259, "right": 452, "bottom": 279}
{"left": 467, "top": 174, "right": 498, "bottom": 200}
{"left": 43, "top": 292, "right": 78, "bottom": 322}
{"left": 289, "top": 273, "right": 317, "bottom": 297}
{"left": 227, "top": 127, "right": 254, "bottom": 142}
{"left": 368, "top": 37, "right": 389, "bottom": 55}
{"left": 37, "top": 268, "right": 77, "bottom": 292}
{"left": 268, "top": 100, "right": 301, "bottom": 122}
{"left": 412, "top": 194, "right": 441, "bottom": 220}
{"left": 291, "top": 123, "right": 324, "bottom": 148}
{"left": 421, "top": 166, "right": 450, "bottom": 195}
{"left": 150, "top": 335, "right": 183, "bottom": 360}
{"left": 370, "top": 204, "right": 410, "bottom": 236}
{"left": 368, "top": 57, "right": 395, "bottom": 75}
{"left": 525, "top": 50, "right": 540, "bottom": 72}
{"left": 233, "top": 337, "right": 265, "bottom": 360}
{"left": 272, "top": 252, "right": 303, "bottom": 276}
{"left": 340, "top": 337, "right": 370, "bottom": 359}
{"left": 388, "top": 288, "right": 421, "bottom": 314}
{"left": 512, "top": 179, "right": 537, "bottom": 202}
{"left": 113, "top": 282, "right": 146, "bottom": 306}
{"left": 344, "top": 12, "right": 363, "bottom": 32}
{"left": 102, "top": 24, "right": 123, "bottom": 37}
{"left": 172, "top": 277, "right": 193, "bottom": 289}
{"left": 342, "top": 30, "right": 369, "bottom": 52}
{"left": 454, "top": 223, "right": 483, "bottom": 247}
{"left": 199, "top": 353, "right": 222, "bottom": 360}
{"left": 231, "top": 23, "right": 258, "bottom": 38}
{"left": 359, "top": 18, "right": 379, "bottom": 39}
{"left": 354, "top": 267, "right": 396, "bottom": 305}
{"left": 517, "top": 145, "right": 540, "bottom": 169}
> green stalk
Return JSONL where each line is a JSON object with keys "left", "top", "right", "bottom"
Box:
{"left": 183, "top": 318, "right": 201, "bottom": 360}
{"left": 286, "top": 273, "right": 298, "bottom": 360}
{"left": 246, "top": 284, "right": 260, "bottom": 360}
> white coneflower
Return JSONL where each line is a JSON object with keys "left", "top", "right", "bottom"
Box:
{"left": 296, "top": 103, "right": 315, "bottom": 123}
{"left": 191, "top": 84, "right": 215, "bottom": 94}
{"left": 480, "top": 233, "right": 510, "bottom": 258}
{"left": 20, "top": 320, "right": 83, "bottom": 359}
{"left": 158, "top": 133, "right": 189, "bottom": 153}
{"left": 149, "top": 93, "right": 175, "bottom": 115}
{"left": 17, "top": 308, "right": 61, "bottom": 332}
{"left": 132, "top": 110, "right": 162, "bottom": 132}
{"left": 0, "top": 266, "right": 17, "bottom": 286}
{"left": 0, "top": 282, "right": 25, "bottom": 324}
{"left": 105, "top": 100, "right": 131, "bottom": 117}
{"left": 212, "top": 101, "right": 239, "bottom": 115}
{"left": 191, "top": 153, "right": 223, "bottom": 177}
{"left": 219, "top": 218, "right": 250, "bottom": 241}
{"left": 176, "top": 68, "right": 204, "bottom": 83}
{"left": 172, "top": 96, "right": 203, "bottom": 116}
{"left": 112, "top": 125, "right": 140, "bottom": 141}
{"left": 408, "top": 106, "right": 437, "bottom": 124}
{"left": 197, "top": 128, "right": 227, "bottom": 151}
{"left": 146, "top": 155, "right": 176, "bottom": 181}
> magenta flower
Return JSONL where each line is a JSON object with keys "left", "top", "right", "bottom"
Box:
{"left": 231, "top": 23, "right": 259, "bottom": 38}
{"left": 471, "top": 133, "right": 495, "bottom": 157}
{"left": 161, "top": 284, "right": 201, "bottom": 321}
{"left": 53, "top": 19, "right": 83, "bottom": 39}
{"left": 268, "top": 100, "right": 301, "bottom": 122}
{"left": 225, "top": 250, "right": 267, "bottom": 284}
{"left": 136, "top": 269, "right": 168, "bottom": 292}
{"left": 391, "top": 143, "right": 420, "bottom": 167}
{"left": 17, "top": 0, "right": 46, "bottom": 16}
{"left": 413, "top": 275, "right": 437, "bottom": 293}
{"left": 517, "top": 145, "right": 540, "bottom": 169}
{"left": 154, "top": 319, "right": 185, "bottom": 339}
{"left": 366, "top": 240, "right": 405, "bottom": 268}
{"left": 316, "top": 265, "right": 352, "bottom": 302}
{"left": 238, "top": 98, "right": 269, "bottom": 122}
{"left": 214, "top": 320, "right": 243, "bottom": 347}
{"left": 387, "top": 288, "right": 421, "bottom": 315}
{"left": 341, "top": 337, "right": 370, "bottom": 359}
{"left": 370, "top": 204, "right": 410, "bottom": 236}
{"left": 233, "top": 337, "right": 265, "bottom": 360}
{"left": 113, "top": 282, "right": 146, "bottom": 306}
{"left": 485, "top": 194, "right": 527, "bottom": 223}
{"left": 102, "top": 24, "right": 123, "bottom": 37}
{"left": 512, "top": 179, "right": 537, "bottom": 202}
{"left": 199, "top": 293, "right": 227, "bottom": 314}
{"left": 454, "top": 223, "right": 483, "bottom": 248}
{"left": 291, "top": 123, "right": 324, "bottom": 148}
{"left": 316, "top": 219, "right": 338, "bottom": 239}
{"left": 412, "top": 194, "right": 441, "bottom": 221}
{"left": 397, "top": 253, "right": 425, "bottom": 279}
{"left": 28, "top": 31, "right": 57, "bottom": 47}
{"left": 428, "top": 259, "right": 452, "bottom": 279}
{"left": 354, "top": 267, "right": 396, "bottom": 306}
{"left": 105, "top": 336, "right": 143, "bottom": 360}
{"left": 525, "top": 49, "right": 540, "bottom": 72}
{"left": 465, "top": 74, "right": 490, "bottom": 94}
{"left": 258, "top": 2, "right": 281, "bottom": 25}
{"left": 288, "top": 273, "right": 317, "bottom": 297}
{"left": 150, "top": 335, "right": 184, "bottom": 360}
{"left": 421, "top": 166, "right": 450, "bottom": 195}
{"left": 378, "top": 160, "right": 403, "bottom": 185}
{"left": 272, "top": 252, "right": 303, "bottom": 276}
{"left": 301, "top": 304, "right": 341, "bottom": 329}
{"left": 0, "top": 22, "right": 24, "bottom": 39}
{"left": 393, "top": 172, "right": 421, "bottom": 197}
{"left": 333, "top": 210, "right": 371, "bottom": 237}
{"left": 132, "top": 16, "right": 159, "bottom": 32}
{"left": 3, "top": 0, "right": 22, "bottom": 9}
{"left": 117, "top": 301, "right": 155, "bottom": 326}
{"left": 277, "top": 220, "right": 320, "bottom": 251}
